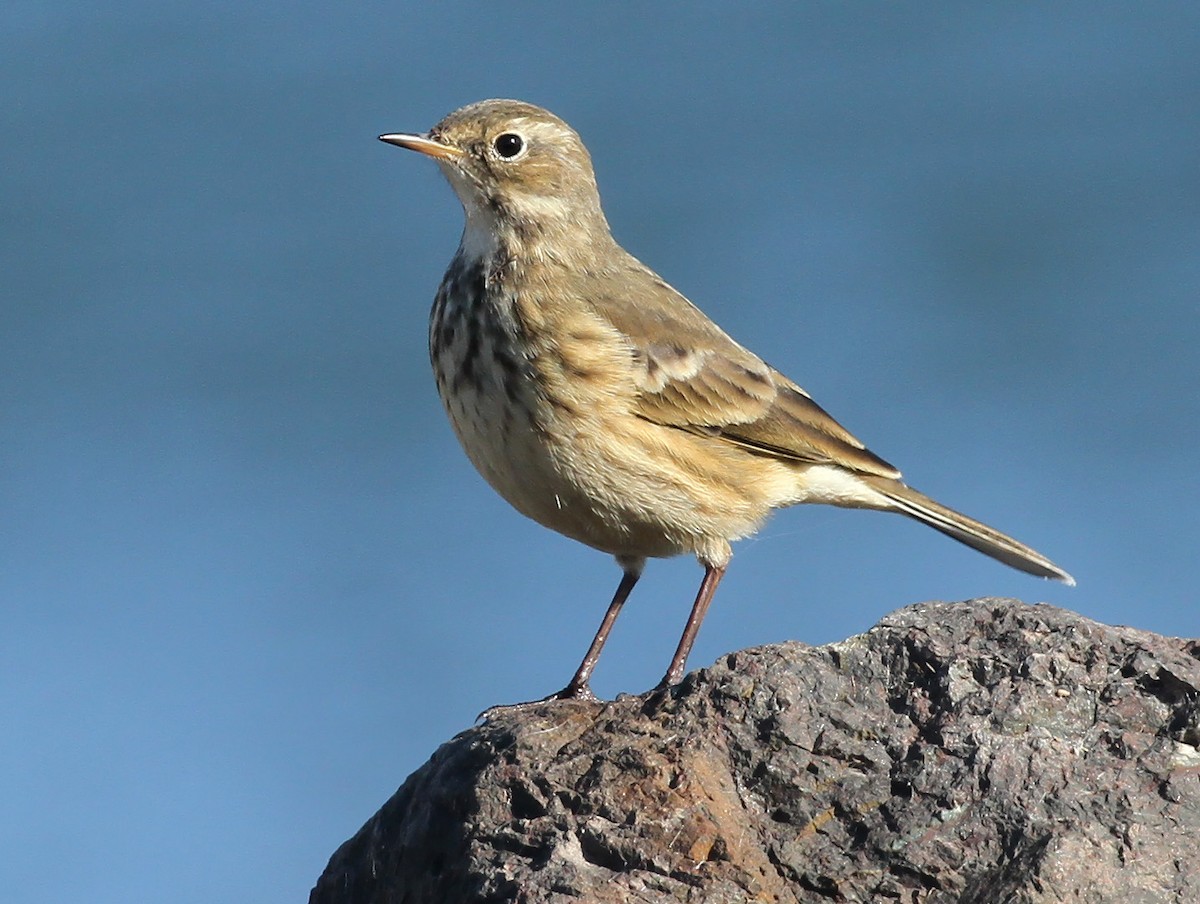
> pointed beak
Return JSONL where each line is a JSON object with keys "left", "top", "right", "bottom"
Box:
{"left": 378, "top": 132, "right": 464, "bottom": 161}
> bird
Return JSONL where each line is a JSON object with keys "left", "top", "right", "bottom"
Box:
{"left": 379, "top": 99, "right": 1073, "bottom": 703}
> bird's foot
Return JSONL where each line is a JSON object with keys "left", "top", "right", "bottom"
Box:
{"left": 652, "top": 673, "right": 683, "bottom": 693}
{"left": 476, "top": 682, "right": 601, "bottom": 722}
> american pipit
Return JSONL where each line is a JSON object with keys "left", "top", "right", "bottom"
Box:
{"left": 380, "top": 99, "right": 1073, "bottom": 702}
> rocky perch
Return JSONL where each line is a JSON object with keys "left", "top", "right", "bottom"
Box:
{"left": 310, "top": 601, "right": 1200, "bottom": 903}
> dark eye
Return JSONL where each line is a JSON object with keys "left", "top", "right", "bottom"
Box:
{"left": 493, "top": 133, "right": 525, "bottom": 159}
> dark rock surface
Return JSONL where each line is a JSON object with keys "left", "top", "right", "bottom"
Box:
{"left": 310, "top": 600, "right": 1200, "bottom": 903}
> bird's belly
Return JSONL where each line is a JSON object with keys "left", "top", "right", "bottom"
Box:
{"left": 440, "top": 379, "right": 561, "bottom": 519}
{"left": 437, "top": 367, "right": 781, "bottom": 563}
{"left": 438, "top": 379, "right": 672, "bottom": 555}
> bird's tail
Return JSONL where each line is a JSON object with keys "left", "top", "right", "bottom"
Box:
{"left": 862, "top": 476, "right": 1075, "bottom": 585}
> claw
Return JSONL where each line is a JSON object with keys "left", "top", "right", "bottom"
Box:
{"left": 475, "top": 683, "right": 601, "bottom": 722}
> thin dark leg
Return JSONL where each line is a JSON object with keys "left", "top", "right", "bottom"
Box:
{"left": 557, "top": 569, "right": 640, "bottom": 701}
{"left": 477, "top": 565, "right": 642, "bottom": 720}
{"left": 658, "top": 564, "right": 727, "bottom": 688}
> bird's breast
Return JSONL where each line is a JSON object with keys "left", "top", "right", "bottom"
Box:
{"left": 427, "top": 256, "right": 681, "bottom": 553}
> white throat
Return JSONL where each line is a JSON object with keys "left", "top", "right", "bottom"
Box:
{"left": 460, "top": 205, "right": 501, "bottom": 264}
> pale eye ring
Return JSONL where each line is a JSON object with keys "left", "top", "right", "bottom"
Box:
{"left": 493, "top": 132, "right": 526, "bottom": 159}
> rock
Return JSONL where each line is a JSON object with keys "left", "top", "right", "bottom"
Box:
{"left": 309, "top": 600, "right": 1200, "bottom": 903}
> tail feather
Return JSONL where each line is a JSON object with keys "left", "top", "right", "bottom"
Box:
{"left": 863, "top": 477, "right": 1075, "bottom": 585}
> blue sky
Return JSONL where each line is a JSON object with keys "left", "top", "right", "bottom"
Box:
{"left": 3, "top": 4, "right": 1197, "bottom": 902}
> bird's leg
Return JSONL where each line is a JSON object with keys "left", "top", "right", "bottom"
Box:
{"left": 555, "top": 568, "right": 641, "bottom": 701}
{"left": 658, "top": 563, "right": 727, "bottom": 688}
{"left": 478, "top": 565, "right": 643, "bottom": 720}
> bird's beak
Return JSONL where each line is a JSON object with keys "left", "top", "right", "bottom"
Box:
{"left": 378, "top": 132, "right": 463, "bottom": 161}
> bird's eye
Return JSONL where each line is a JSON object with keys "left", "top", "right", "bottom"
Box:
{"left": 493, "top": 133, "right": 525, "bottom": 159}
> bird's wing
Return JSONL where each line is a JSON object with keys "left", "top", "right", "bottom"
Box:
{"left": 590, "top": 259, "right": 901, "bottom": 479}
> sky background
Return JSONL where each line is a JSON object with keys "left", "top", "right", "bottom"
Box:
{"left": 4, "top": 4, "right": 1198, "bottom": 902}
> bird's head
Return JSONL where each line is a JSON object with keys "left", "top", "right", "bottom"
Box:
{"left": 381, "top": 99, "right": 610, "bottom": 255}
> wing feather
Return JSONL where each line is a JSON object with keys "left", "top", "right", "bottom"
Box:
{"left": 587, "top": 255, "right": 900, "bottom": 479}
